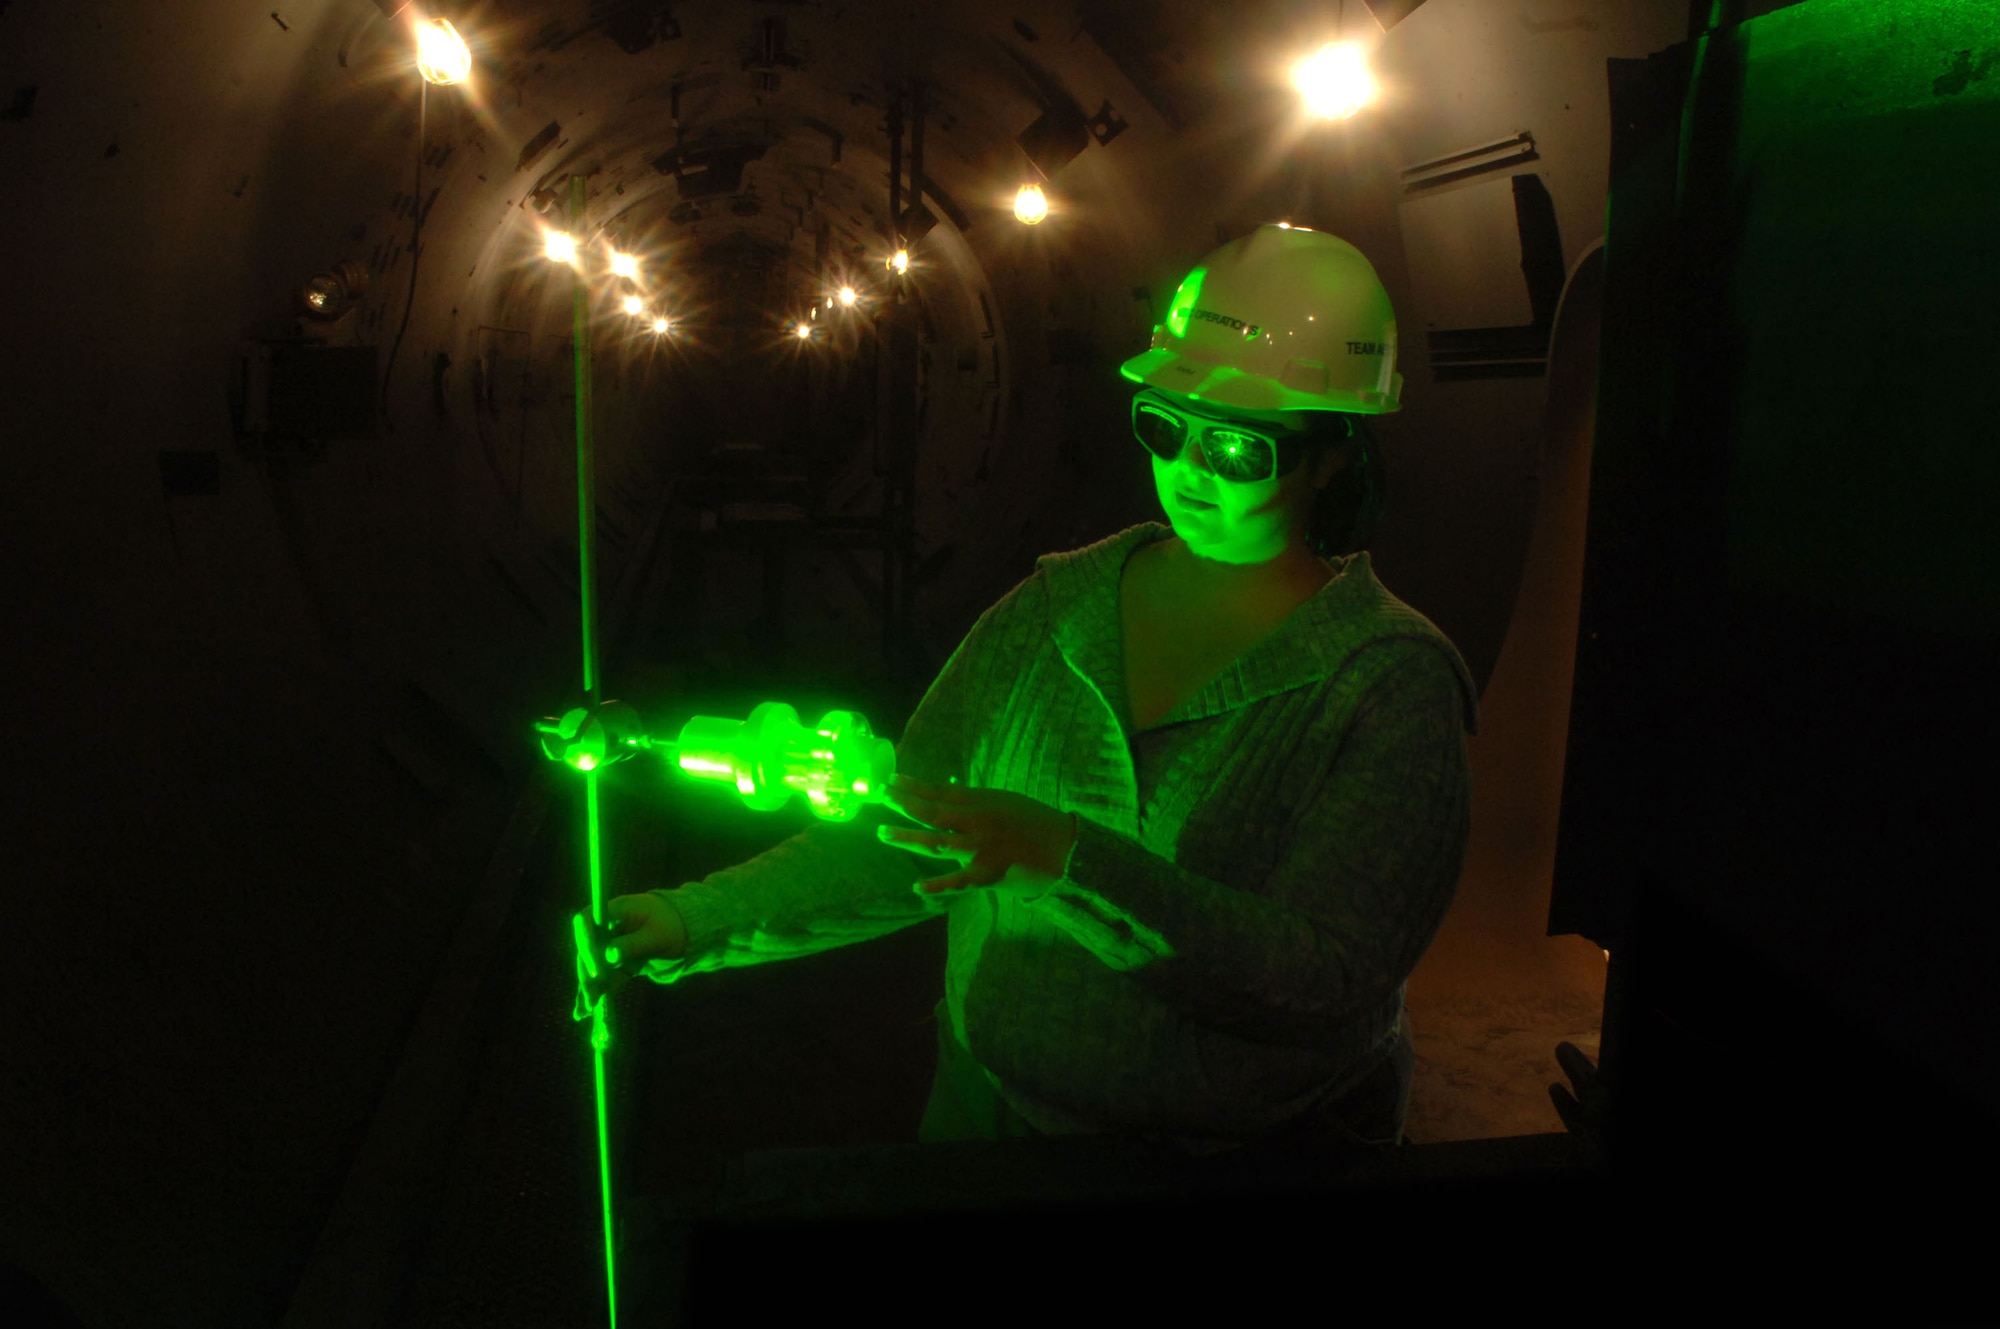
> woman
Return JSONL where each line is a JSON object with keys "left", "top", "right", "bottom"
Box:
{"left": 601, "top": 224, "right": 1477, "bottom": 1154}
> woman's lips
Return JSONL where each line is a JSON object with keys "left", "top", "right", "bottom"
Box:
{"left": 1176, "top": 492, "right": 1215, "bottom": 509}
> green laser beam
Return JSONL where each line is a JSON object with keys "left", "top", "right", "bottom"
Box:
{"left": 551, "top": 169, "right": 900, "bottom": 1323}
{"left": 568, "top": 171, "right": 617, "bottom": 1329}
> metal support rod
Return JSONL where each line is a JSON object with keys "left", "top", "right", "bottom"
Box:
{"left": 1398, "top": 131, "right": 1537, "bottom": 181}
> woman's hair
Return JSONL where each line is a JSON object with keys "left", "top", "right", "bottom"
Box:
{"left": 1299, "top": 413, "right": 1386, "bottom": 558}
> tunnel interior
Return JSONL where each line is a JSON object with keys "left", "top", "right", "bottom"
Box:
{"left": 4, "top": 0, "right": 1997, "bottom": 1324}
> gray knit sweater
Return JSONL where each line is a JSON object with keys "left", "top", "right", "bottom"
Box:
{"left": 645, "top": 520, "right": 1477, "bottom": 1146}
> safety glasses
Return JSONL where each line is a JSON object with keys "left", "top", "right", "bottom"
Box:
{"left": 1131, "top": 390, "right": 1311, "bottom": 484}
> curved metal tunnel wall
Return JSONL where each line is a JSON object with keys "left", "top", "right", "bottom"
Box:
{"left": 0, "top": 1, "right": 1696, "bottom": 1323}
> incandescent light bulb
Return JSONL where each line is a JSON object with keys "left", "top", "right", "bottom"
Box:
{"left": 1293, "top": 42, "right": 1375, "bottom": 120}
{"left": 416, "top": 17, "right": 472, "bottom": 86}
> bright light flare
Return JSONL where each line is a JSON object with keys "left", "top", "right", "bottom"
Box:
{"left": 794, "top": 322, "right": 814, "bottom": 339}
{"left": 416, "top": 17, "right": 473, "bottom": 86}
{"left": 837, "top": 286, "right": 858, "bottom": 307}
{"left": 622, "top": 295, "right": 644, "bottom": 316}
{"left": 608, "top": 250, "right": 640, "bottom": 280}
{"left": 544, "top": 230, "right": 578, "bottom": 265}
{"left": 1014, "top": 183, "right": 1049, "bottom": 225}
{"left": 887, "top": 249, "right": 910, "bottom": 275}
{"left": 1292, "top": 42, "right": 1375, "bottom": 120}
{"left": 651, "top": 316, "right": 672, "bottom": 335}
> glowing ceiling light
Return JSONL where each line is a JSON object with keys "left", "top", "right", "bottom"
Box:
{"left": 622, "top": 295, "right": 644, "bottom": 316}
{"left": 887, "top": 248, "right": 910, "bottom": 275}
{"left": 837, "top": 285, "right": 858, "bottom": 307}
{"left": 544, "top": 230, "right": 578, "bottom": 265}
{"left": 609, "top": 250, "right": 640, "bottom": 280}
{"left": 297, "top": 260, "right": 369, "bottom": 321}
{"left": 652, "top": 316, "right": 672, "bottom": 335}
{"left": 416, "top": 17, "right": 473, "bottom": 87}
{"left": 795, "top": 322, "right": 814, "bottom": 339}
{"left": 1292, "top": 42, "right": 1375, "bottom": 120}
{"left": 1014, "top": 183, "right": 1049, "bottom": 225}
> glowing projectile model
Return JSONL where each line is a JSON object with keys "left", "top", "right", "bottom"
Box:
{"left": 545, "top": 700, "right": 899, "bottom": 1025}
{"left": 539, "top": 701, "right": 896, "bottom": 819}
{"left": 536, "top": 174, "right": 899, "bottom": 1327}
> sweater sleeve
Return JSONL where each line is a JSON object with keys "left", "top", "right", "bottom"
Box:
{"left": 1026, "top": 639, "right": 1473, "bottom": 1043}
{"left": 640, "top": 575, "right": 1037, "bottom": 986}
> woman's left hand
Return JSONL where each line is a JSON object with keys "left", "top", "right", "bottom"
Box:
{"left": 877, "top": 774, "right": 1078, "bottom": 897}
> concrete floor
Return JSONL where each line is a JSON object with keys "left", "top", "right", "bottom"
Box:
{"left": 1400, "top": 788, "right": 1609, "bottom": 1145}
{"left": 1399, "top": 449, "right": 1611, "bottom": 1145}
{"left": 1401, "top": 780, "right": 1610, "bottom": 1144}
{"left": 1405, "top": 984, "right": 1603, "bottom": 1144}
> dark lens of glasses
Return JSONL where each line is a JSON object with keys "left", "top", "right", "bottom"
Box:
{"left": 1134, "top": 400, "right": 1278, "bottom": 483}
{"left": 1200, "top": 427, "right": 1277, "bottom": 483}
{"left": 1134, "top": 403, "right": 1185, "bottom": 463}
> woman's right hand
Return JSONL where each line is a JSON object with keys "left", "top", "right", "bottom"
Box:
{"left": 588, "top": 893, "right": 689, "bottom": 1002}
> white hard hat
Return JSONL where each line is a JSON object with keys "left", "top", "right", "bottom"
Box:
{"left": 1120, "top": 223, "right": 1404, "bottom": 415}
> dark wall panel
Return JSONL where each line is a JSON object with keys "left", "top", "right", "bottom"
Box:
{"left": 1553, "top": 1, "right": 2000, "bottom": 1115}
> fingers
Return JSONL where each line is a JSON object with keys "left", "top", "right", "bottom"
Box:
{"left": 603, "top": 894, "right": 646, "bottom": 931}
{"left": 576, "top": 898, "right": 659, "bottom": 1016}
{"left": 1549, "top": 1083, "right": 1585, "bottom": 1134}
{"left": 578, "top": 954, "right": 621, "bottom": 1012}
{"left": 599, "top": 896, "right": 658, "bottom": 965}
{"left": 876, "top": 823, "right": 963, "bottom": 861}
{"left": 890, "top": 773, "right": 968, "bottom": 799}
{"left": 914, "top": 868, "right": 987, "bottom": 895}
{"left": 1551, "top": 1042, "right": 1612, "bottom": 1148}
{"left": 581, "top": 967, "right": 632, "bottom": 1012}
{"left": 1555, "top": 1040, "right": 1600, "bottom": 1093}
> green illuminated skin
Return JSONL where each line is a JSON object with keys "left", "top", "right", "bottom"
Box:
{"left": 603, "top": 893, "right": 687, "bottom": 971}
{"left": 1147, "top": 388, "right": 1347, "bottom": 596}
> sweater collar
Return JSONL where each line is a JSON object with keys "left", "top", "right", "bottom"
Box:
{"left": 1037, "top": 522, "right": 1478, "bottom": 733}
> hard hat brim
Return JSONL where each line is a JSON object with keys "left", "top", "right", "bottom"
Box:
{"left": 1118, "top": 347, "right": 1402, "bottom": 415}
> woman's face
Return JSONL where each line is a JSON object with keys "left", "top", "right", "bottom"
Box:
{"left": 1147, "top": 393, "right": 1341, "bottom": 569}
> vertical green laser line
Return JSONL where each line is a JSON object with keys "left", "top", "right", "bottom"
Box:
{"left": 593, "top": 1023, "right": 616, "bottom": 1325}
{"left": 569, "top": 172, "right": 617, "bottom": 1329}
